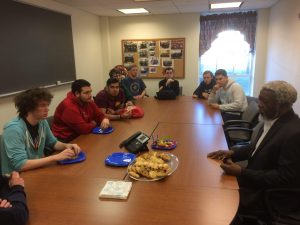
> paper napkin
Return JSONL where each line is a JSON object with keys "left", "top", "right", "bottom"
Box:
{"left": 99, "top": 181, "right": 132, "bottom": 200}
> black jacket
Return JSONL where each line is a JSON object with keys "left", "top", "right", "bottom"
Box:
{"left": 193, "top": 80, "right": 216, "bottom": 98}
{"left": 0, "top": 177, "right": 29, "bottom": 225}
{"left": 158, "top": 79, "right": 180, "bottom": 96}
{"left": 232, "top": 109, "right": 300, "bottom": 210}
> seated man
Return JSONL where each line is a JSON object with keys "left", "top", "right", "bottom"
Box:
{"left": 114, "top": 64, "right": 128, "bottom": 80}
{"left": 193, "top": 70, "right": 215, "bottom": 99}
{"left": 158, "top": 67, "right": 180, "bottom": 96}
{"left": 121, "top": 64, "right": 147, "bottom": 99}
{"left": 109, "top": 68, "right": 134, "bottom": 104}
{"left": 52, "top": 79, "right": 110, "bottom": 142}
{"left": 0, "top": 88, "right": 81, "bottom": 175}
{"left": 208, "top": 69, "right": 248, "bottom": 121}
{"left": 207, "top": 81, "right": 300, "bottom": 224}
{"left": 95, "top": 78, "right": 132, "bottom": 120}
{"left": 0, "top": 172, "right": 28, "bottom": 225}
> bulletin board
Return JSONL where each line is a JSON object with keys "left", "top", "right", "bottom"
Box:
{"left": 121, "top": 38, "right": 185, "bottom": 79}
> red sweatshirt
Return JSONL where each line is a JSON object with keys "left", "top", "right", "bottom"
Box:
{"left": 52, "top": 91, "right": 106, "bottom": 141}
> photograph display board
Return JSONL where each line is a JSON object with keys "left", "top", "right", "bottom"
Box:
{"left": 122, "top": 38, "right": 185, "bottom": 78}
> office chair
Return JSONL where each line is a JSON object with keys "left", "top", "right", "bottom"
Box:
{"left": 223, "top": 100, "right": 259, "bottom": 130}
{"left": 246, "top": 96, "right": 258, "bottom": 104}
{"left": 225, "top": 121, "right": 263, "bottom": 148}
{"left": 44, "top": 116, "right": 54, "bottom": 156}
{"left": 265, "top": 188, "right": 300, "bottom": 225}
{"left": 46, "top": 116, "right": 54, "bottom": 127}
{"left": 179, "top": 86, "right": 183, "bottom": 96}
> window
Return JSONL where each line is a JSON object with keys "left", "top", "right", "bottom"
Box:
{"left": 200, "top": 30, "right": 254, "bottom": 95}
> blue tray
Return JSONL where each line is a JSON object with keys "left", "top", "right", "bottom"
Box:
{"left": 105, "top": 152, "right": 136, "bottom": 167}
{"left": 92, "top": 126, "right": 114, "bottom": 134}
{"left": 58, "top": 151, "right": 86, "bottom": 165}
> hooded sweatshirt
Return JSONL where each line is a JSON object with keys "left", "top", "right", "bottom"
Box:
{"left": 0, "top": 118, "right": 57, "bottom": 175}
{"left": 52, "top": 91, "right": 106, "bottom": 141}
{"left": 208, "top": 79, "right": 248, "bottom": 112}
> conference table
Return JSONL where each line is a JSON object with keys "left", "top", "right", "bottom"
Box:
{"left": 22, "top": 96, "right": 239, "bottom": 225}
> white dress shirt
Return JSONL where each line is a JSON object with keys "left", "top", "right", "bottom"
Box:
{"left": 251, "top": 117, "right": 278, "bottom": 157}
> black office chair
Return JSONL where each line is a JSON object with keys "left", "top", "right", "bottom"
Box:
{"left": 223, "top": 100, "right": 259, "bottom": 130}
{"left": 44, "top": 116, "right": 54, "bottom": 156}
{"left": 46, "top": 115, "right": 54, "bottom": 127}
{"left": 225, "top": 121, "right": 263, "bottom": 148}
{"left": 265, "top": 188, "right": 300, "bottom": 225}
{"left": 246, "top": 96, "right": 258, "bottom": 104}
{"left": 179, "top": 86, "right": 183, "bottom": 96}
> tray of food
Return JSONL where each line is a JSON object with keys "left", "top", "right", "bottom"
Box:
{"left": 151, "top": 139, "right": 177, "bottom": 150}
{"left": 127, "top": 151, "right": 179, "bottom": 181}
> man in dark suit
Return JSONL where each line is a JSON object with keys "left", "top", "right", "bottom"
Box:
{"left": 208, "top": 80, "right": 300, "bottom": 224}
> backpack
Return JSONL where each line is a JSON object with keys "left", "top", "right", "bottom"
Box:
{"left": 156, "top": 90, "right": 176, "bottom": 100}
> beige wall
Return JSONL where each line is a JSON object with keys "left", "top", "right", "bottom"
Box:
{"left": 253, "top": 9, "right": 270, "bottom": 97}
{"left": 0, "top": 0, "right": 105, "bottom": 130}
{"left": 266, "top": 0, "right": 300, "bottom": 114}
{"left": 104, "top": 13, "right": 200, "bottom": 97}
{"left": 103, "top": 10, "right": 270, "bottom": 98}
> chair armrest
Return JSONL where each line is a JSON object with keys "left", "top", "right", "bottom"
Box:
{"left": 224, "top": 127, "right": 253, "bottom": 146}
{"left": 223, "top": 120, "right": 252, "bottom": 128}
{"left": 224, "top": 127, "right": 253, "bottom": 133}
{"left": 221, "top": 110, "right": 243, "bottom": 115}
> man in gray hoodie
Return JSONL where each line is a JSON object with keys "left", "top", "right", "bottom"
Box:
{"left": 208, "top": 69, "right": 248, "bottom": 121}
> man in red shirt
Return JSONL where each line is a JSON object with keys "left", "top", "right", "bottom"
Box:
{"left": 52, "top": 79, "right": 110, "bottom": 142}
{"left": 95, "top": 78, "right": 132, "bottom": 120}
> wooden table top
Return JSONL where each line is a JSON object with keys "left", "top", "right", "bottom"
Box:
{"left": 25, "top": 176, "right": 238, "bottom": 225}
{"left": 22, "top": 96, "right": 238, "bottom": 225}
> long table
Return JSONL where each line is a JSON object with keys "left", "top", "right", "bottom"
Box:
{"left": 23, "top": 96, "right": 238, "bottom": 225}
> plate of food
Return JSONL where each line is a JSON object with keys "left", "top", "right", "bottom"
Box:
{"left": 105, "top": 152, "right": 136, "bottom": 167}
{"left": 92, "top": 126, "right": 114, "bottom": 134}
{"left": 151, "top": 139, "right": 177, "bottom": 150}
{"left": 127, "top": 151, "right": 179, "bottom": 181}
{"left": 58, "top": 151, "right": 86, "bottom": 165}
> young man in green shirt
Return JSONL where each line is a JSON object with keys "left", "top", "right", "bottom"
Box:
{"left": 0, "top": 88, "right": 81, "bottom": 176}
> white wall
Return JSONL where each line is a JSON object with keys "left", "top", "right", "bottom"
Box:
{"left": 0, "top": 0, "right": 105, "bottom": 130}
{"left": 266, "top": 0, "right": 300, "bottom": 114}
{"left": 104, "top": 13, "right": 200, "bottom": 97}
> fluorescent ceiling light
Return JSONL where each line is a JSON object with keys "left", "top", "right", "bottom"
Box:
{"left": 210, "top": 2, "right": 243, "bottom": 9}
{"left": 117, "top": 8, "right": 149, "bottom": 14}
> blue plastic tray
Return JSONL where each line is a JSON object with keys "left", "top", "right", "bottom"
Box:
{"left": 58, "top": 151, "right": 86, "bottom": 165}
{"left": 92, "top": 126, "right": 114, "bottom": 134}
{"left": 105, "top": 152, "right": 136, "bottom": 167}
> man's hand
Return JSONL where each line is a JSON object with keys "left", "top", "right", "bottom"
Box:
{"left": 9, "top": 171, "right": 24, "bottom": 188}
{"left": 106, "top": 108, "right": 116, "bottom": 115}
{"left": 100, "top": 118, "right": 110, "bottom": 129}
{"left": 166, "top": 78, "right": 174, "bottom": 86}
{"left": 0, "top": 199, "right": 12, "bottom": 208}
{"left": 212, "top": 84, "right": 221, "bottom": 92}
{"left": 207, "top": 150, "right": 234, "bottom": 160}
{"left": 133, "top": 95, "right": 143, "bottom": 100}
{"left": 220, "top": 158, "right": 241, "bottom": 176}
{"left": 202, "top": 92, "right": 209, "bottom": 99}
{"left": 53, "top": 149, "right": 77, "bottom": 161}
{"left": 65, "top": 143, "right": 81, "bottom": 156}
{"left": 125, "top": 101, "right": 134, "bottom": 107}
{"left": 209, "top": 103, "right": 220, "bottom": 109}
{"left": 120, "top": 110, "right": 132, "bottom": 119}
{"left": 90, "top": 120, "right": 97, "bottom": 127}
